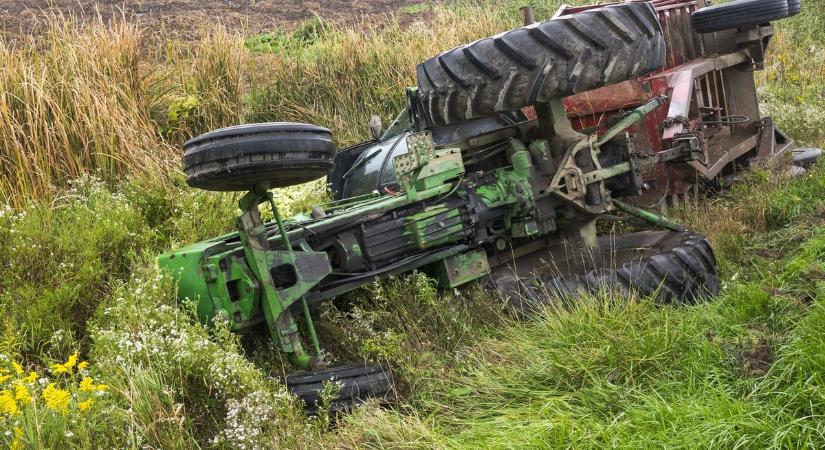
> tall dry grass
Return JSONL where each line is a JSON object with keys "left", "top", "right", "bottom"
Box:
{"left": 0, "top": 6, "right": 513, "bottom": 208}
{"left": 0, "top": 17, "right": 169, "bottom": 206}
{"left": 247, "top": 7, "right": 512, "bottom": 145}
{"left": 0, "top": 15, "right": 246, "bottom": 208}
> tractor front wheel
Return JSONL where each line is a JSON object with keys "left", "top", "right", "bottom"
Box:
{"left": 182, "top": 122, "right": 336, "bottom": 192}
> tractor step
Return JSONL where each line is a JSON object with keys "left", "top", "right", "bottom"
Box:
{"left": 286, "top": 363, "right": 395, "bottom": 415}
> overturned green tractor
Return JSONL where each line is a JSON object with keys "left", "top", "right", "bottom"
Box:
{"left": 158, "top": 0, "right": 806, "bottom": 412}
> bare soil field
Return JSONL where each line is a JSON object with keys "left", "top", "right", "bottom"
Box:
{"left": 0, "top": 0, "right": 427, "bottom": 38}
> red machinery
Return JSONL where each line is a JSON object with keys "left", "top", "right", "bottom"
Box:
{"left": 550, "top": 0, "right": 795, "bottom": 206}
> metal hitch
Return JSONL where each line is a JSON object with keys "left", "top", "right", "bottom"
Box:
{"left": 236, "top": 185, "right": 331, "bottom": 369}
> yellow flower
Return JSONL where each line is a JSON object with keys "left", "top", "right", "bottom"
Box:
{"left": 0, "top": 375, "right": 11, "bottom": 384}
{"left": 64, "top": 352, "right": 78, "bottom": 370}
{"left": 79, "top": 377, "right": 94, "bottom": 392}
{"left": 41, "top": 383, "right": 70, "bottom": 413}
{"left": 79, "top": 377, "right": 107, "bottom": 393}
{"left": 9, "top": 428, "right": 22, "bottom": 450}
{"left": 78, "top": 399, "right": 93, "bottom": 411}
{"left": 0, "top": 390, "right": 17, "bottom": 415}
{"left": 12, "top": 362, "right": 23, "bottom": 376}
{"left": 77, "top": 361, "right": 89, "bottom": 371}
{"left": 50, "top": 363, "right": 69, "bottom": 375}
{"left": 50, "top": 351, "right": 79, "bottom": 375}
{"left": 14, "top": 382, "right": 30, "bottom": 403}
{"left": 24, "top": 372, "right": 38, "bottom": 384}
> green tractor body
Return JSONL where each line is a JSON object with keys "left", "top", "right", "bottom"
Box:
{"left": 158, "top": 93, "right": 697, "bottom": 371}
{"left": 154, "top": 0, "right": 809, "bottom": 410}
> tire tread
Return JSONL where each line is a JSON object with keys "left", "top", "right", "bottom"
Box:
{"left": 416, "top": 3, "right": 666, "bottom": 126}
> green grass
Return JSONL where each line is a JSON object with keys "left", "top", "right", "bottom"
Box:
{"left": 244, "top": 16, "right": 333, "bottom": 55}
{"left": 0, "top": 0, "right": 824, "bottom": 448}
{"left": 400, "top": 3, "right": 431, "bottom": 14}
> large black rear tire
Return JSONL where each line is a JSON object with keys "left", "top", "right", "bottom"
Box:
{"left": 416, "top": 2, "right": 666, "bottom": 126}
{"left": 691, "top": 0, "right": 790, "bottom": 34}
{"left": 497, "top": 230, "right": 719, "bottom": 312}
{"left": 183, "top": 122, "right": 336, "bottom": 192}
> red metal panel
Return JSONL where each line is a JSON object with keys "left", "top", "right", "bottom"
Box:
{"left": 563, "top": 81, "right": 650, "bottom": 118}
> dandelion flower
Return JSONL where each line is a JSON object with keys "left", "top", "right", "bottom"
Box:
{"left": 42, "top": 384, "right": 70, "bottom": 413}
{"left": 0, "top": 391, "right": 17, "bottom": 415}
{"left": 78, "top": 399, "right": 93, "bottom": 411}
